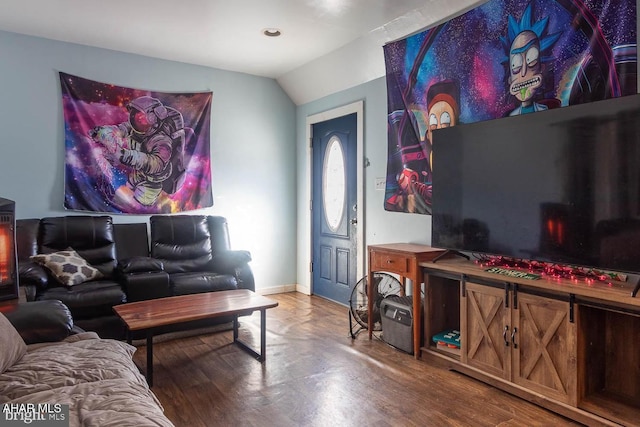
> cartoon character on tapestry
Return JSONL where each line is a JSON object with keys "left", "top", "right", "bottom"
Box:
{"left": 383, "top": 0, "right": 637, "bottom": 214}
{"left": 385, "top": 80, "right": 460, "bottom": 213}
{"left": 60, "top": 72, "right": 213, "bottom": 214}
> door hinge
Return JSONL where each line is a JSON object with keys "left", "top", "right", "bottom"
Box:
{"left": 309, "top": 261, "right": 313, "bottom": 273}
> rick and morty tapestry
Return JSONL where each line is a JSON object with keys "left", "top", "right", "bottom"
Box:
{"left": 60, "top": 72, "right": 213, "bottom": 214}
{"left": 383, "top": 0, "right": 637, "bottom": 214}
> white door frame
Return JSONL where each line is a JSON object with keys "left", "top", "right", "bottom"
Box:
{"left": 301, "top": 101, "right": 364, "bottom": 296}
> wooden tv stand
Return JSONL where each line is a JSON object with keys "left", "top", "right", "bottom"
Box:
{"left": 420, "top": 258, "right": 640, "bottom": 427}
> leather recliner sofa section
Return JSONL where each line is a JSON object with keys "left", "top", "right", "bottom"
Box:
{"left": 16, "top": 215, "right": 255, "bottom": 339}
{"left": 16, "top": 216, "right": 128, "bottom": 338}
{"left": 149, "top": 215, "right": 255, "bottom": 296}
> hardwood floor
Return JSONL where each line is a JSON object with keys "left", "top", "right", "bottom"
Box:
{"left": 133, "top": 292, "right": 581, "bottom": 427}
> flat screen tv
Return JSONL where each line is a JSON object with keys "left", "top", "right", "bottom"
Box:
{"left": 431, "top": 93, "right": 640, "bottom": 274}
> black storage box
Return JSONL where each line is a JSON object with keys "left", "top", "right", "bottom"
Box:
{"left": 380, "top": 295, "right": 415, "bottom": 354}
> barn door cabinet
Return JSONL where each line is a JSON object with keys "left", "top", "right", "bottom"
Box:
{"left": 462, "top": 281, "right": 577, "bottom": 405}
{"left": 422, "top": 260, "right": 640, "bottom": 426}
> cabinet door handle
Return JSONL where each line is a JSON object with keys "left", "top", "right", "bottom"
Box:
{"left": 503, "top": 325, "right": 510, "bottom": 347}
{"left": 511, "top": 327, "right": 518, "bottom": 349}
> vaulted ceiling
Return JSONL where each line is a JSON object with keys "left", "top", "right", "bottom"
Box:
{"left": 1, "top": 0, "right": 482, "bottom": 104}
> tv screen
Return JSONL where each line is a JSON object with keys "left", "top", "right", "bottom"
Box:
{"left": 431, "top": 94, "right": 640, "bottom": 274}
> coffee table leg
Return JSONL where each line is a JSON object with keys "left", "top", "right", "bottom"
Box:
{"left": 146, "top": 330, "right": 153, "bottom": 387}
{"left": 234, "top": 310, "right": 267, "bottom": 362}
{"left": 260, "top": 309, "right": 266, "bottom": 360}
{"left": 233, "top": 316, "right": 239, "bottom": 341}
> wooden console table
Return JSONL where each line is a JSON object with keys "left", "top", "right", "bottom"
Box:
{"left": 367, "top": 243, "right": 445, "bottom": 359}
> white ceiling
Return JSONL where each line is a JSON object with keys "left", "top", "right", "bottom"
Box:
{"left": 0, "top": 0, "right": 482, "bottom": 104}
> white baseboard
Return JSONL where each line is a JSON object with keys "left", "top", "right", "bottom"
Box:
{"left": 295, "top": 284, "right": 311, "bottom": 295}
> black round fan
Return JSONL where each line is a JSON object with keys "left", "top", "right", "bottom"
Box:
{"left": 349, "top": 272, "right": 403, "bottom": 338}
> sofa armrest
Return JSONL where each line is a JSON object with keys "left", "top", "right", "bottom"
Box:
{"left": 211, "top": 250, "right": 255, "bottom": 292}
{"left": 18, "top": 261, "right": 49, "bottom": 300}
{"left": 211, "top": 250, "right": 256, "bottom": 291}
{"left": 235, "top": 263, "right": 256, "bottom": 292}
{"left": 21, "top": 283, "right": 37, "bottom": 302}
{"left": 117, "top": 256, "right": 164, "bottom": 275}
{"left": 122, "top": 271, "right": 171, "bottom": 302}
{"left": 2, "top": 300, "right": 74, "bottom": 344}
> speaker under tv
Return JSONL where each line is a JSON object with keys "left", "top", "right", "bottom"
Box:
{"left": 431, "top": 93, "right": 640, "bottom": 275}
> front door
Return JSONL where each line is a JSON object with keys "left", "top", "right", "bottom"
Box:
{"left": 312, "top": 113, "right": 357, "bottom": 305}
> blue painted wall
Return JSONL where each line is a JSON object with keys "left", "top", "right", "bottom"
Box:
{"left": 0, "top": 30, "right": 297, "bottom": 292}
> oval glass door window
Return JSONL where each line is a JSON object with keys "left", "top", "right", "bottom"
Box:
{"left": 323, "top": 136, "right": 346, "bottom": 232}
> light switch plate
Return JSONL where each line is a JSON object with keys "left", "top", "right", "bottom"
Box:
{"left": 375, "top": 177, "right": 386, "bottom": 190}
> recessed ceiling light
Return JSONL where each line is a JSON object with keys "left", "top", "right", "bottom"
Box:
{"left": 263, "top": 28, "right": 282, "bottom": 37}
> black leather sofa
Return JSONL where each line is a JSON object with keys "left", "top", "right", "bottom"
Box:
{"left": 16, "top": 215, "right": 255, "bottom": 339}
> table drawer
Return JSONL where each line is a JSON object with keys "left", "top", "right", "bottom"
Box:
{"left": 371, "top": 252, "right": 409, "bottom": 274}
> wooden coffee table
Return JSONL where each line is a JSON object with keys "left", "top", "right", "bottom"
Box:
{"left": 113, "top": 289, "right": 278, "bottom": 386}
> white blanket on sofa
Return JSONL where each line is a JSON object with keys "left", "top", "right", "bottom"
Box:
{"left": 0, "top": 335, "right": 174, "bottom": 427}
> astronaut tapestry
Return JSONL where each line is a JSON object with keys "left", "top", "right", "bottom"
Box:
{"left": 383, "top": 0, "right": 637, "bottom": 215}
{"left": 60, "top": 72, "right": 213, "bottom": 214}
